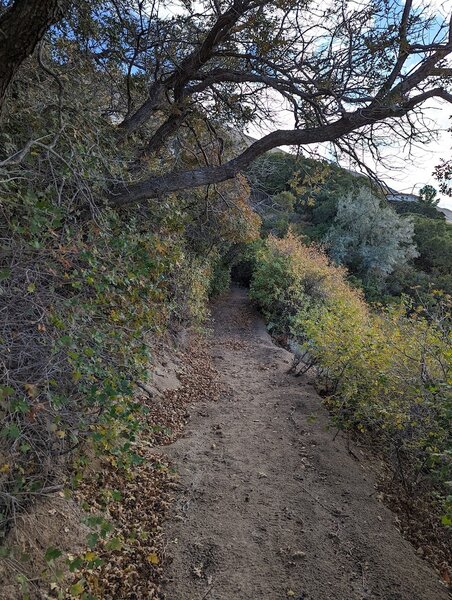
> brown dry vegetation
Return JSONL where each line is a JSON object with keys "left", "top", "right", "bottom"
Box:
{"left": 0, "top": 333, "right": 222, "bottom": 599}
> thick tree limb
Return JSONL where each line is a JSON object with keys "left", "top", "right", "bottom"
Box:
{"left": 117, "top": 81, "right": 165, "bottom": 138}
{"left": 144, "top": 108, "right": 189, "bottom": 155}
{"left": 110, "top": 119, "right": 366, "bottom": 206}
{"left": 0, "top": 0, "right": 67, "bottom": 111}
{"left": 118, "top": 0, "right": 260, "bottom": 136}
{"left": 110, "top": 87, "right": 452, "bottom": 207}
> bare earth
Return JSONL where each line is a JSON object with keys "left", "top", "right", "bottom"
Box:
{"left": 162, "top": 287, "right": 449, "bottom": 600}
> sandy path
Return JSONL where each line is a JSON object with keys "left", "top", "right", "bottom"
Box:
{"left": 162, "top": 287, "right": 449, "bottom": 600}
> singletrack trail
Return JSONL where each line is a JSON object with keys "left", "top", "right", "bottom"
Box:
{"left": 162, "top": 287, "right": 448, "bottom": 600}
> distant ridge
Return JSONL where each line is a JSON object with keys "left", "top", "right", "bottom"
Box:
{"left": 438, "top": 206, "right": 452, "bottom": 222}
{"left": 238, "top": 131, "right": 452, "bottom": 222}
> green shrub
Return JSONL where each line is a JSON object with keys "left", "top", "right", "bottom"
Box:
{"left": 251, "top": 232, "right": 452, "bottom": 520}
{"left": 209, "top": 258, "right": 231, "bottom": 298}
{"left": 0, "top": 195, "right": 201, "bottom": 527}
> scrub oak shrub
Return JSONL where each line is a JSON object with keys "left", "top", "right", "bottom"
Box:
{"left": 250, "top": 230, "right": 365, "bottom": 335}
{"left": 0, "top": 201, "right": 194, "bottom": 529}
{"left": 209, "top": 258, "right": 232, "bottom": 298}
{"left": 250, "top": 232, "right": 451, "bottom": 517}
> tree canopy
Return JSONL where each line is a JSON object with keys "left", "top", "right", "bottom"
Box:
{"left": 0, "top": 0, "right": 451, "bottom": 209}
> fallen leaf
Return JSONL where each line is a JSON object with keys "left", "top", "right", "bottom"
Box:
{"left": 147, "top": 553, "right": 160, "bottom": 565}
{"left": 84, "top": 551, "right": 97, "bottom": 561}
{"left": 24, "top": 383, "right": 38, "bottom": 398}
{"left": 440, "top": 568, "right": 451, "bottom": 585}
{"left": 192, "top": 564, "right": 203, "bottom": 578}
{"left": 69, "top": 580, "right": 85, "bottom": 596}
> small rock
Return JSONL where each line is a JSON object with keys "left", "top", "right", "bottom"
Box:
{"left": 192, "top": 564, "right": 203, "bottom": 578}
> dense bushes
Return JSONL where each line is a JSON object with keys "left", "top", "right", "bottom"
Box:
{"left": 250, "top": 232, "right": 452, "bottom": 520}
{"left": 249, "top": 151, "right": 451, "bottom": 301}
{"left": 0, "top": 86, "right": 258, "bottom": 538}
{"left": 208, "top": 258, "right": 232, "bottom": 298}
{"left": 0, "top": 30, "right": 263, "bottom": 535}
{"left": 0, "top": 195, "right": 217, "bottom": 530}
{"left": 0, "top": 179, "right": 258, "bottom": 533}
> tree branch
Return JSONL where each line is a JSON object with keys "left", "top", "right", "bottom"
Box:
{"left": 110, "top": 86, "right": 452, "bottom": 207}
{"left": 118, "top": 0, "right": 259, "bottom": 136}
{"left": 0, "top": 0, "right": 67, "bottom": 112}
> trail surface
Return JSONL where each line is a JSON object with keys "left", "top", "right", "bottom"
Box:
{"left": 163, "top": 287, "right": 448, "bottom": 600}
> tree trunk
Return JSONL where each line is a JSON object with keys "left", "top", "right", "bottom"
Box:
{"left": 0, "top": 0, "right": 66, "bottom": 112}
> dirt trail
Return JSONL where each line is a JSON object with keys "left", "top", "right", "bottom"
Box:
{"left": 162, "top": 287, "right": 449, "bottom": 600}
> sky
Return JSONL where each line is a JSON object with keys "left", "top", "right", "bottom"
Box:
{"left": 157, "top": 0, "right": 452, "bottom": 207}
{"left": 248, "top": 96, "right": 452, "bottom": 208}
{"left": 380, "top": 0, "right": 452, "bottom": 210}
{"left": 345, "top": 100, "right": 452, "bottom": 210}
{"left": 246, "top": 0, "right": 452, "bottom": 210}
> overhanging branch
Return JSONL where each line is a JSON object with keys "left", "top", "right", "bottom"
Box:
{"left": 110, "top": 86, "right": 452, "bottom": 207}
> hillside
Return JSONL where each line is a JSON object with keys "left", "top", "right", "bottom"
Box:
{"left": 244, "top": 137, "right": 451, "bottom": 222}
{"left": 1, "top": 1, "right": 451, "bottom": 598}
{"left": 246, "top": 150, "right": 452, "bottom": 298}
{"left": 439, "top": 206, "right": 452, "bottom": 223}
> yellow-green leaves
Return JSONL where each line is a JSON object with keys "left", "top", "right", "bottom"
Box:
{"left": 251, "top": 231, "right": 452, "bottom": 526}
{"left": 147, "top": 552, "right": 160, "bottom": 565}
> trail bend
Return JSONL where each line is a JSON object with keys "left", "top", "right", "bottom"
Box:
{"left": 162, "top": 287, "right": 448, "bottom": 600}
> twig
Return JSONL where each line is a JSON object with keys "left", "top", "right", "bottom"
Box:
{"left": 200, "top": 584, "right": 215, "bottom": 599}
{"left": 136, "top": 381, "right": 154, "bottom": 398}
{"left": 296, "top": 480, "right": 346, "bottom": 517}
{"left": 38, "top": 41, "right": 64, "bottom": 129}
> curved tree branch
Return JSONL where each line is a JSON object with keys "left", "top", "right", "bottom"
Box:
{"left": 118, "top": 0, "right": 261, "bottom": 137}
{"left": 110, "top": 86, "right": 452, "bottom": 207}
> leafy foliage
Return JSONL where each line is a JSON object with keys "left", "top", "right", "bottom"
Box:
{"left": 390, "top": 199, "right": 445, "bottom": 220}
{"left": 412, "top": 217, "right": 452, "bottom": 286}
{"left": 323, "top": 188, "right": 418, "bottom": 285}
{"left": 0, "top": 0, "right": 450, "bottom": 592}
{"left": 250, "top": 232, "right": 452, "bottom": 520}
{"left": 0, "top": 51, "right": 260, "bottom": 533}
{"left": 250, "top": 150, "right": 452, "bottom": 301}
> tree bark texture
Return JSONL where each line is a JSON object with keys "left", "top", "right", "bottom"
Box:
{"left": 0, "top": 0, "right": 65, "bottom": 110}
